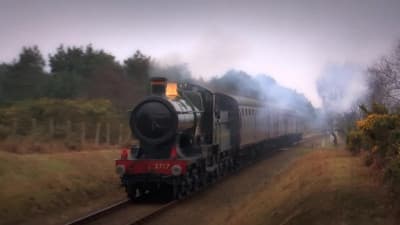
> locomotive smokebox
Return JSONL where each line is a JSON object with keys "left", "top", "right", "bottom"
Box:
{"left": 150, "top": 77, "right": 167, "bottom": 96}
{"left": 131, "top": 96, "right": 178, "bottom": 145}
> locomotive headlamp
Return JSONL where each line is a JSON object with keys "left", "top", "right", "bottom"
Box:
{"left": 171, "top": 164, "right": 182, "bottom": 176}
{"left": 116, "top": 165, "right": 126, "bottom": 176}
{"left": 166, "top": 82, "right": 178, "bottom": 97}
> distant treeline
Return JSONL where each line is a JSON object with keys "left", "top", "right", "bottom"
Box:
{"left": 0, "top": 45, "right": 153, "bottom": 110}
{"left": 0, "top": 45, "right": 315, "bottom": 115}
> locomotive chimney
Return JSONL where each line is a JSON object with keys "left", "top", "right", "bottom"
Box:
{"left": 150, "top": 77, "right": 167, "bottom": 96}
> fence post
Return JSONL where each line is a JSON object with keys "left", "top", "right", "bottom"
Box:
{"left": 49, "top": 118, "right": 54, "bottom": 138}
{"left": 81, "top": 122, "right": 86, "bottom": 145}
{"left": 118, "top": 123, "right": 123, "bottom": 144}
{"left": 12, "top": 119, "right": 17, "bottom": 136}
{"left": 106, "top": 123, "right": 110, "bottom": 145}
{"left": 66, "top": 120, "right": 72, "bottom": 139}
{"left": 31, "top": 118, "right": 37, "bottom": 133}
{"left": 95, "top": 122, "right": 101, "bottom": 145}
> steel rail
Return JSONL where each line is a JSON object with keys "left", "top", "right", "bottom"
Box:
{"left": 65, "top": 199, "right": 131, "bottom": 225}
{"left": 126, "top": 200, "right": 178, "bottom": 225}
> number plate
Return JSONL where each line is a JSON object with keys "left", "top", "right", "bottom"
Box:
{"left": 151, "top": 163, "right": 171, "bottom": 170}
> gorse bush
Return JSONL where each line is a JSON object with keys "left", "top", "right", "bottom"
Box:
{"left": 385, "top": 157, "right": 400, "bottom": 194}
{"left": 355, "top": 114, "right": 400, "bottom": 158}
{"left": 346, "top": 130, "right": 368, "bottom": 154}
{"left": 347, "top": 104, "right": 400, "bottom": 194}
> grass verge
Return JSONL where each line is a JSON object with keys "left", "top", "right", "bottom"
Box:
{"left": 232, "top": 149, "right": 398, "bottom": 225}
{"left": 0, "top": 150, "right": 123, "bottom": 225}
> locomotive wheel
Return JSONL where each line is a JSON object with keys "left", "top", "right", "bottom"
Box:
{"left": 200, "top": 171, "right": 207, "bottom": 187}
{"left": 193, "top": 173, "right": 201, "bottom": 192}
{"left": 178, "top": 180, "right": 187, "bottom": 199}
{"left": 186, "top": 175, "right": 193, "bottom": 195}
{"left": 222, "top": 159, "right": 229, "bottom": 176}
{"left": 127, "top": 185, "right": 137, "bottom": 200}
{"left": 172, "top": 181, "right": 179, "bottom": 200}
{"left": 228, "top": 158, "right": 234, "bottom": 172}
{"left": 190, "top": 168, "right": 201, "bottom": 192}
{"left": 172, "top": 177, "right": 188, "bottom": 200}
{"left": 209, "top": 171, "right": 217, "bottom": 183}
{"left": 218, "top": 163, "right": 223, "bottom": 177}
{"left": 214, "top": 169, "right": 220, "bottom": 181}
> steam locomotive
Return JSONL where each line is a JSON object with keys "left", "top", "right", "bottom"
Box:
{"left": 116, "top": 77, "right": 304, "bottom": 200}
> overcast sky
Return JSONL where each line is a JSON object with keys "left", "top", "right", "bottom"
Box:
{"left": 1, "top": 0, "right": 400, "bottom": 107}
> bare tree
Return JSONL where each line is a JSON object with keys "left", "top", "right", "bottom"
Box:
{"left": 368, "top": 40, "right": 400, "bottom": 110}
{"left": 316, "top": 64, "right": 367, "bottom": 144}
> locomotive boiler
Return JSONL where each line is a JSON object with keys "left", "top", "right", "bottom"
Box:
{"left": 131, "top": 78, "right": 202, "bottom": 159}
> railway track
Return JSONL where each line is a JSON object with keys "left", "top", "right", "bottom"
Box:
{"left": 125, "top": 201, "right": 177, "bottom": 225}
{"left": 65, "top": 160, "right": 253, "bottom": 225}
{"left": 64, "top": 156, "right": 269, "bottom": 225}
{"left": 65, "top": 199, "right": 130, "bottom": 225}
{"left": 65, "top": 198, "right": 177, "bottom": 225}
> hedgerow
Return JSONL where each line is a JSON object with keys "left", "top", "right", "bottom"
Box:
{"left": 0, "top": 98, "right": 129, "bottom": 151}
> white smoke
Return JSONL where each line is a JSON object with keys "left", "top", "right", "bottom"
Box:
{"left": 317, "top": 63, "right": 368, "bottom": 113}
{"left": 155, "top": 28, "right": 250, "bottom": 79}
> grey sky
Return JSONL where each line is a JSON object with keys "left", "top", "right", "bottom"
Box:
{"left": 1, "top": 0, "right": 400, "bottom": 106}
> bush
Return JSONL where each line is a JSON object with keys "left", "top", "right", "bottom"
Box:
{"left": 355, "top": 113, "right": 400, "bottom": 158}
{"left": 346, "top": 130, "right": 367, "bottom": 154}
{"left": 348, "top": 108, "right": 400, "bottom": 196}
{"left": 385, "top": 157, "right": 400, "bottom": 194}
{"left": 364, "top": 152, "right": 374, "bottom": 166}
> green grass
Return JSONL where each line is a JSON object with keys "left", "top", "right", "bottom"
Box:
{"left": 0, "top": 150, "right": 122, "bottom": 225}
